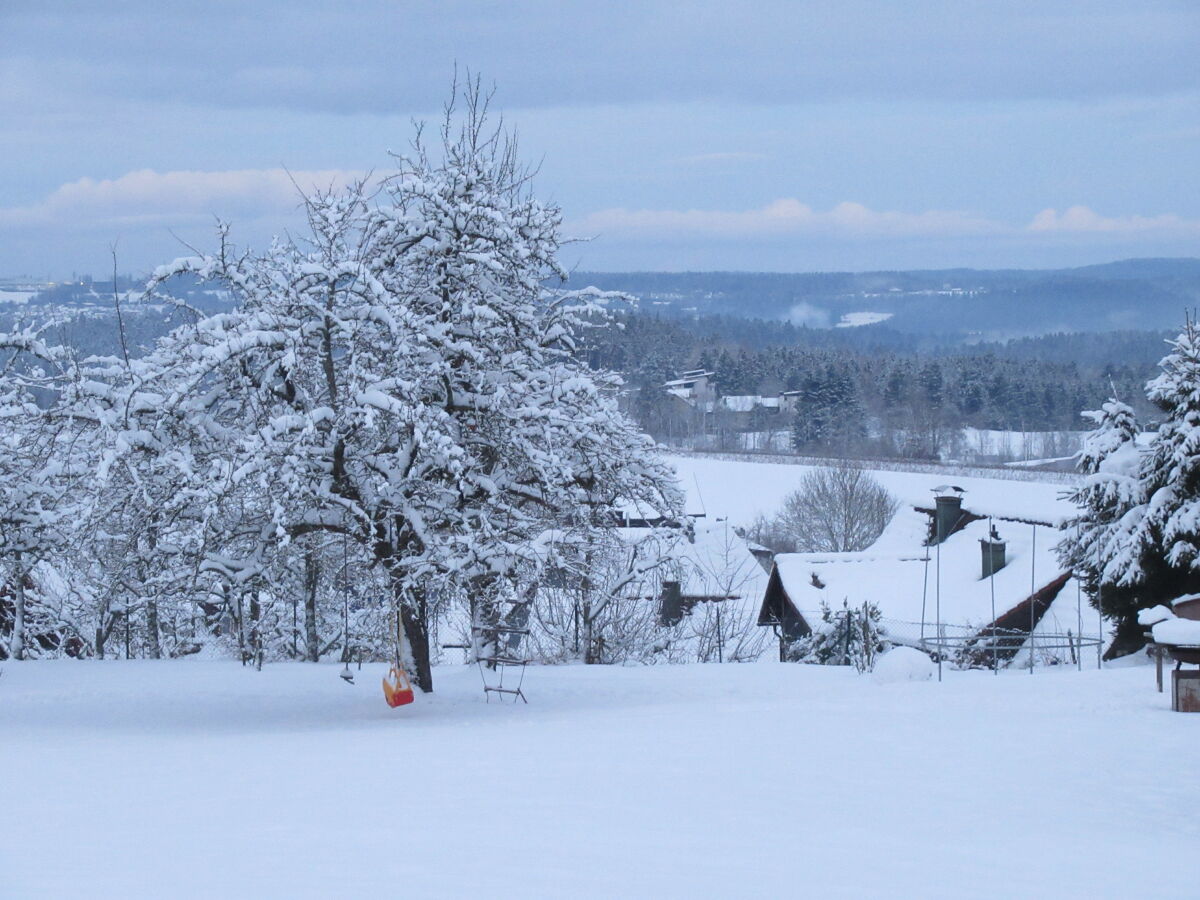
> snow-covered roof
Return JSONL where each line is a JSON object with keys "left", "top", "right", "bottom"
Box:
{"left": 668, "top": 520, "right": 768, "bottom": 606}
{"left": 1145, "top": 596, "right": 1200, "bottom": 646}
{"left": 1153, "top": 617, "right": 1200, "bottom": 646}
{"left": 769, "top": 506, "right": 1076, "bottom": 630}
{"left": 664, "top": 371, "right": 714, "bottom": 388}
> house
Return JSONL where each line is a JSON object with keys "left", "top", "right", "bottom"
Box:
{"left": 757, "top": 487, "right": 1086, "bottom": 667}
{"left": 660, "top": 370, "right": 795, "bottom": 446}
{"left": 778, "top": 390, "right": 802, "bottom": 415}
{"left": 715, "top": 395, "right": 784, "bottom": 430}
{"left": 663, "top": 369, "right": 717, "bottom": 405}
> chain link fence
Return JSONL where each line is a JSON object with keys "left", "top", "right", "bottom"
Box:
{"left": 795, "top": 608, "right": 1103, "bottom": 671}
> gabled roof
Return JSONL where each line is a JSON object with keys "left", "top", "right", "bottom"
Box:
{"left": 758, "top": 506, "right": 1078, "bottom": 637}
{"left": 667, "top": 520, "right": 768, "bottom": 606}
{"left": 663, "top": 370, "right": 715, "bottom": 388}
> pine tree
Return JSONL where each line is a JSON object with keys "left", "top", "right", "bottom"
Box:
{"left": 789, "top": 599, "right": 888, "bottom": 671}
{"left": 1057, "top": 398, "right": 1142, "bottom": 651}
{"left": 1060, "top": 318, "right": 1200, "bottom": 656}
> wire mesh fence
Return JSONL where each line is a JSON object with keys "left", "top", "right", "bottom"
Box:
{"left": 795, "top": 609, "right": 1103, "bottom": 671}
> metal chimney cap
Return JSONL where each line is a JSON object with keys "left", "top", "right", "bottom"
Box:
{"left": 932, "top": 484, "right": 965, "bottom": 494}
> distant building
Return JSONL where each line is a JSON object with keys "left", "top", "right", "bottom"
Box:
{"left": 663, "top": 369, "right": 717, "bottom": 404}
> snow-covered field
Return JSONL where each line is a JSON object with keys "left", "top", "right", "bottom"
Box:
{"left": 2, "top": 658, "right": 1195, "bottom": 898}
{"left": 668, "top": 453, "right": 1074, "bottom": 526}
{"left": 835, "top": 310, "right": 894, "bottom": 328}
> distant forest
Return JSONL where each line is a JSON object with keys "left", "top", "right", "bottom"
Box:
{"left": 582, "top": 313, "right": 1166, "bottom": 460}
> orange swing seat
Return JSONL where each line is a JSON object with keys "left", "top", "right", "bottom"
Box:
{"left": 382, "top": 664, "right": 415, "bottom": 707}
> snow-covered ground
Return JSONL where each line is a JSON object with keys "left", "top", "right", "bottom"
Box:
{"left": 960, "top": 427, "right": 1083, "bottom": 463}
{"left": 1, "top": 659, "right": 1195, "bottom": 898}
{"left": 835, "top": 310, "right": 893, "bottom": 328}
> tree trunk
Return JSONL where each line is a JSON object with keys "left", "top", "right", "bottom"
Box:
{"left": 96, "top": 597, "right": 112, "bottom": 659}
{"left": 145, "top": 597, "right": 162, "bottom": 660}
{"left": 398, "top": 585, "right": 433, "bottom": 693}
{"left": 248, "top": 591, "right": 262, "bottom": 668}
{"left": 469, "top": 573, "right": 500, "bottom": 669}
{"left": 582, "top": 601, "right": 600, "bottom": 664}
{"left": 143, "top": 530, "right": 162, "bottom": 659}
{"left": 303, "top": 548, "right": 320, "bottom": 662}
{"left": 10, "top": 563, "right": 26, "bottom": 661}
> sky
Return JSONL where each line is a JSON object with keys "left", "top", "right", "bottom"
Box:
{"left": 1, "top": 0, "right": 1198, "bottom": 278}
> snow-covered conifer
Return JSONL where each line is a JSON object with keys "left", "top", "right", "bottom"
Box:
{"left": 1060, "top": 320, "right": 1200, "bottom": 655}
{"left": 1057, "top": 398, "right": 1141, "bottom": 583}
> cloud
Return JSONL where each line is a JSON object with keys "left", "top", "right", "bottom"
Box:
{"left": 576, "top": 199, "right": 1200, "bottom": 245}
{"left": 6, "top": 2, "right": 1198, "bottom": 115}
{"left": 1027, "top": 205, "right": 1200, "bottom": 234}
{"left": 0, "top": 168, "right": 368, "bottom": 229}
{"left": 574, "top": 199, "right": 1004, "bottom": 240}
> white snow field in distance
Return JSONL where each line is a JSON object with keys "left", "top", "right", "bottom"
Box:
{"left": 835, "top": 311, "right": 894, "bottom": 328}
{"left": 667, "top": 453, "right": 1074, "bottom": 527}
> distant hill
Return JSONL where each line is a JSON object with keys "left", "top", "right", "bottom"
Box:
{"left": 9, "top": 258, "right": 1199, "bottom": 345}
{"left": 572, "top": 258, "right": 1200, "bottom": 339}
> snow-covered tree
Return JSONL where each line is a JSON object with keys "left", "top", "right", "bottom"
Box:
{"left": 98, "top": 83, "right": 679, "bottom": 689}
{"left": 789, "top": 600, "right": 888, "bottom": 671}
{"left": 1057, "top": 398, "right": 1141, "bottom": 650}
{"left": 0, "top": 326, "right": 82, "bottom": 659}
{"left": 1060, "top": 320, "right": 1200, "bottom": 656}
{"left": 524, "top": 520, "right": 675, "bottom": 665}
{"left": 747, "top": 465, "right": 897, "bottom": 553}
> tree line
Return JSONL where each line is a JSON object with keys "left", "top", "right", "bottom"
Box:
{"left": 582, "top": 313, "right": 1161, "bottom": 459}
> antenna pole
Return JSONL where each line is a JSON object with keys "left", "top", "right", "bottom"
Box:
{"left": 936, "top": 537, "right": 942, "bottom": 683}
{"left": 1096, "top": 536, "right": 1104, "bottom": 669}
{"left": 1029, "top": 523, "right": 1036, "bottom": 674}
{"left": 1075, "top": 524, "right": 1083, "bottom": 672}
{"left": 989, "top": 517, "right": 997, "bottom": 675}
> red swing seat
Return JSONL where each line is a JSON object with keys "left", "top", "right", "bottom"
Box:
{"left": 382, "top": 664, "right": 415, "bottom": 707}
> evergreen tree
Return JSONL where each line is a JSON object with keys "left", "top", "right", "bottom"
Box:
{"left": 1060, "top": 319, "right": 1200, "bottom": 656}
{"left": 789, "top": 600, "right": 888, "bottom": 671}
{"left": 1058, "top": 398, "right": 1141, "bottom": 650}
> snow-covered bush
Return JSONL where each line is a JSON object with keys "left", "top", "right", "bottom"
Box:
{"left": 789, "top": 600, "right": 889, "bottom": 672}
